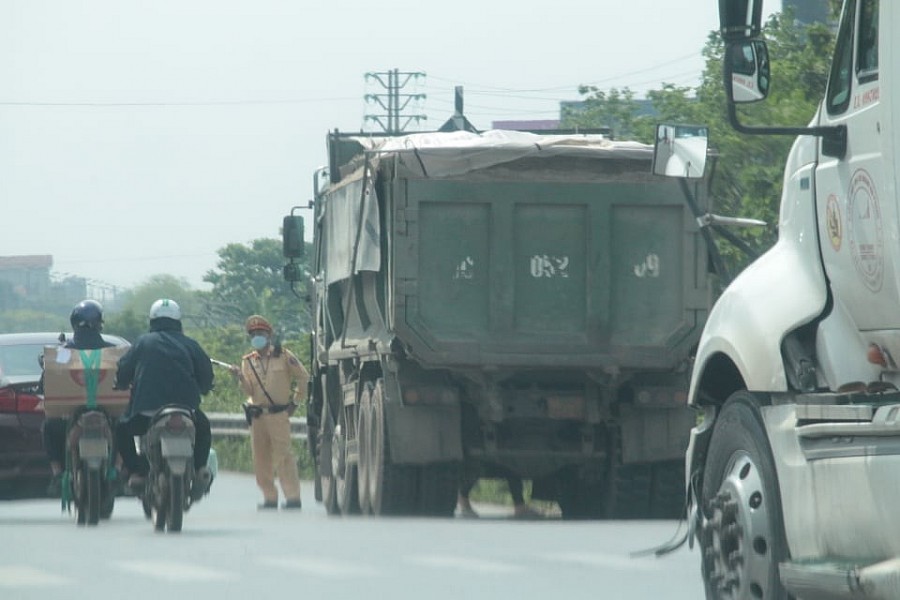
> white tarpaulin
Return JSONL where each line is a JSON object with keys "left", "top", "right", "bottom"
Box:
{"left": 350, "top": 129, "right": 653, "bottom": 178}
{"left": 323, "top": 130, "right": 654, "bottom": 284}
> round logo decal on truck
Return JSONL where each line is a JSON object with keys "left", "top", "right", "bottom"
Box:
{"left": 825, "top": 194, "right": 842, "bottom": 251}
{"left": 847, "top": 169, "right": 883, "bottom": 293}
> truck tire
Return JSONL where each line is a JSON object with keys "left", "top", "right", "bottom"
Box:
{"left": 700, "top": 391, "right": 789, "bottom": 600}
{"left": 317, "top": 397, "right": 339, "bottom": 515}
{"left": 333, "top": 404, "right": 360, "bottom": 516}
{"left": 556, "top": 468, "right": 604, "bottom": 520}
{"left": 649, "top": 461, "right": 685, "bottom": 520}
{"left": 357, "top": 383, "right": 372, "bottom": 514}
{"left": 604, "top": 463, "right": 652, "bottom": 519}
{"left": 369, "top": 379, "right": 416, "bottom": 516}
{"left": 417, "top": 462, "right": 458, "bottom": 517}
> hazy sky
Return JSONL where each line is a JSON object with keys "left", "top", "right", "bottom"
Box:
{"left": 0, "top": 0, "right": 781, "bottom": 292}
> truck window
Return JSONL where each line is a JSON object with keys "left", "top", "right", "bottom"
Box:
{"left": 825, "top": 0, "right": 856, "bottom": 115}
{"left": 857, "top": 0, "right": 878, "bottom": 83}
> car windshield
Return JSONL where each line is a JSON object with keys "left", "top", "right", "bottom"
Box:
{"left": 0, "top": 343, "right": 49, "bottom": 380}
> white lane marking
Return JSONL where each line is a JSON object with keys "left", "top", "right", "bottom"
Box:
{"left": 116, "top": 560, "right": 237, "bottom": 582}
{"left": 258, "top": 556, "right": 381, "bottom": 578}
{"left": 407, "top": 555, "right": 522, "bottom": 574}
{"left": 540, "top": 552, "right": 660, "bottom": 571}
{"left": 0, "top": 566, "right": 72, "bottom": 587}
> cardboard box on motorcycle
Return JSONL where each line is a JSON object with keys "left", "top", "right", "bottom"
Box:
{"left": 42, "top": 346, "right": 130, "bottom": 418}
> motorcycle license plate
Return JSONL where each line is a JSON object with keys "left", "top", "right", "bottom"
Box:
{"left": 160, "top": 437, "right": 193, "bottom": 458}
{"left": 78, "top": 437, "right": 109, "bottom": 459}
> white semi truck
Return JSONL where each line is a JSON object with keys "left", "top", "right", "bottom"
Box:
{"left": 682, "top": 1, "right": 900, "bottom": 598}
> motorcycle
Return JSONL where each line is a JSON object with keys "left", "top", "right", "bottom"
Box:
{"left": 136, "top": 405, "right": 210, "bottom": 533}
{"left": 64, "top": 406, "right": 117, "bottom": 526}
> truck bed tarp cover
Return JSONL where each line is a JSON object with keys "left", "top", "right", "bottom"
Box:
{"left": 356, "top": 129, "right": 652, "bottom": 178}
{"left": 325, "top": 130, "right": 652, "bottom": 284}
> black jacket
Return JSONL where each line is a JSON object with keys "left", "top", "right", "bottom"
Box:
{"left": 116, "top": 318, "right": 214, "bottom": 419}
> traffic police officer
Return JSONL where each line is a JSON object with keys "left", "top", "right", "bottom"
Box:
{"left": 233, "top": 315, "right": 308, "bottom": 510}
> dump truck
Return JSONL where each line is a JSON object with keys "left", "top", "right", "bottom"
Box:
{"left": 681, "top": 1, "right": 900, "bottom": 598}
{"left": 283, "top": 126, "right": 717, "bottom": 519}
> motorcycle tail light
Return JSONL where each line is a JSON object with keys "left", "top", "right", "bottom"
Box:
{"left": 165, "top": 414, "right": 188, "bottom": 432}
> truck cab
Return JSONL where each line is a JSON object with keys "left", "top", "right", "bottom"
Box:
{"left": 685, "top": 1, "right": 900, "bottom": 598}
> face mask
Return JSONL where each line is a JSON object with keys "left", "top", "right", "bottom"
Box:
{"left": 250, "top": 335, "right": 269, "bottom": 350}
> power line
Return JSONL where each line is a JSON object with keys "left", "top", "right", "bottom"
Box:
{"left": 425, "top": 51, "right": 703, "bottom": 94}
{"left": 0, "top": 97, "right": 360, "bottom": 107}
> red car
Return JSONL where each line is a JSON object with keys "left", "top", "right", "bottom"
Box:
{"left": 0, "top": 332, "right": 128, "bottom": 499}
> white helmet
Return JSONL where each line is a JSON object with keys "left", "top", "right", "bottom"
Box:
{"left": 149, "top": 298, "right": 182, "bottom": 321}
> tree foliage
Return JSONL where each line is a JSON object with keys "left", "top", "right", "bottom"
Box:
{"left": 562, "top": 10, "right": 836, "bottom": 274}
{"left": 200, "top": 238, "right": 311, "bottom": 335}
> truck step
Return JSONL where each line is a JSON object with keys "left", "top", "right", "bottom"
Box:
{"left": 780, "top": 558, "right": 900, "bottom": 600}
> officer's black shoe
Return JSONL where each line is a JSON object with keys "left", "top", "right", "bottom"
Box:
{"left": 258, "top": 500, "right": 278, "bottom": 510}
{"left": 282, "top": 499, "right": 302, "bottom": 510}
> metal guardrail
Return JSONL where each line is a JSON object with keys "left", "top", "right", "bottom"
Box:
{"left": 207, "top": 412, "right": 308, "bottom": 440}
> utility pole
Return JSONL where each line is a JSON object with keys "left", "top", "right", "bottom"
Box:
{"left": 364, "top": 69, "right": 426, "bottom": 133}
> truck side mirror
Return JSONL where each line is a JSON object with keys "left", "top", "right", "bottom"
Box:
{"left": 652, "top": 124, "right": 709, "bottom": 179}
{"left": 719, "top": 0, "right": 763, "bottom": 41}
{"left": 726, "top": 40, "right": 770, "bottom": 103}
{"left": 282, "top": 215, "right": 305, "bottom": 259}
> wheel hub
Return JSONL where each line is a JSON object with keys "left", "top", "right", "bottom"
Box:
{"left": 701, "top": 453, "right": 774, "bottom": 599}
{"left": 331, "top": 424, "right": 345, "bottom": 476}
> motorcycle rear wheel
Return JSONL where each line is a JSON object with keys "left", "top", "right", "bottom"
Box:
{"left": 167, "top": 475, "right": 184, "bottom": 533}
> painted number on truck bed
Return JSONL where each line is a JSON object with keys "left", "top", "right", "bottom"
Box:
{"left": 454, "top": 256, "right": 475, "bottom": 280}
{"left": 634, "top": 254, "right": 661, "bottom": 278}
{"left": 530, "top": 255, "right": 569, "bottom": 278}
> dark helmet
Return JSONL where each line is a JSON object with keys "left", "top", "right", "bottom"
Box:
{"left": 70, "top": 299, "right": 104, "bottom": 331}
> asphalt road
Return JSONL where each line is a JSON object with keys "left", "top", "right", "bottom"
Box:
{"left": 0, "top": 472, "right": 705, "bottom": 600}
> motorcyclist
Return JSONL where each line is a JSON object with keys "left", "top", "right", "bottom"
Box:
{"left": 43, "top": 299, "right": 116, "bottom": 496}
{"left": 114, "top": 298, "right": 214, "bottom": 501}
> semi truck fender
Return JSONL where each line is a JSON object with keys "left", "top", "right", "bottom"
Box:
{"left": 687, "top": 161, "right": 827, "bottom": 407}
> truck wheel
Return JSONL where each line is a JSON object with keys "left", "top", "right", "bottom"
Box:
{"left": 700, "top": 391, "right": 789, "bottom": 600}
{"left": 649, "top": 461, "right": 685, "bottom": 520}
{"left": 356, "top": 383, "right": 372, "bottom": 514}
{"left": 417, "top": 462, "right": 458, "bottom": 517}
{"left": 604, "top": 463, "right": 652, "bottom": 519}
{"left": 556, "top": 468, "right": 604, "bottom": 520}
{"left": 369, "top": 379, "right": 416, "bottom": 515}
{"left": 319, "top": 401, "right": 338, "bottom": 515}
{"left": 333, "top": 406, "right": 360, "bottom": 515}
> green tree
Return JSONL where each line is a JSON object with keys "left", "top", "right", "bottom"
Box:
{"left": 563, "top": 9, "right": 836, "bottom": 274}
{"left": 115, "top": 274, "right": 200, "bottom": 323}
{"left": 564, "top": 87, "right": 641, "bottom": 139}
{"left": 200, "top": 238, "right": 311, "bottom": 335}
{"left": 102, "top": 307, "right": 145, "bottom": 343}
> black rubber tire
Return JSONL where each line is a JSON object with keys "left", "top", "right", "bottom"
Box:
{"left": 417, "top": 462, "right": 459, "bottom": 517}
{"left": 152, "top": 474, "right": 167, "bottom": 532}
{"left": 167, "top": 475, "right": 184, "bottom": 533}
{"left": 369, "top": 379, "right": 416, "bottom": 516}
{"left": 356, "top": 383, "right": 372, "bottom": 515}
{"left": 85, "top": 468, "right": 101, "bottom": 526}
{"left": 100, "top": 475, "right": 115, "bottom": 520}
{"left": 649, "top": 461, "right": 686, "bottom": 520}
{"left": 319, "top": 401, "right": 338, "bottom": 515}
{"left": 334, "top": 406, "right": 360, "bottom": 516}
{"left": 556, "top": 468, "right": 604, "bottom": 520}
{"left": 604, "top": 462, "right": 652, "bottom": 519}
{"left": 700, "top": 392, "right": 789, "bottom": 600}
{"left": 74, "top": 469, "right": 87, "bottom": 526}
